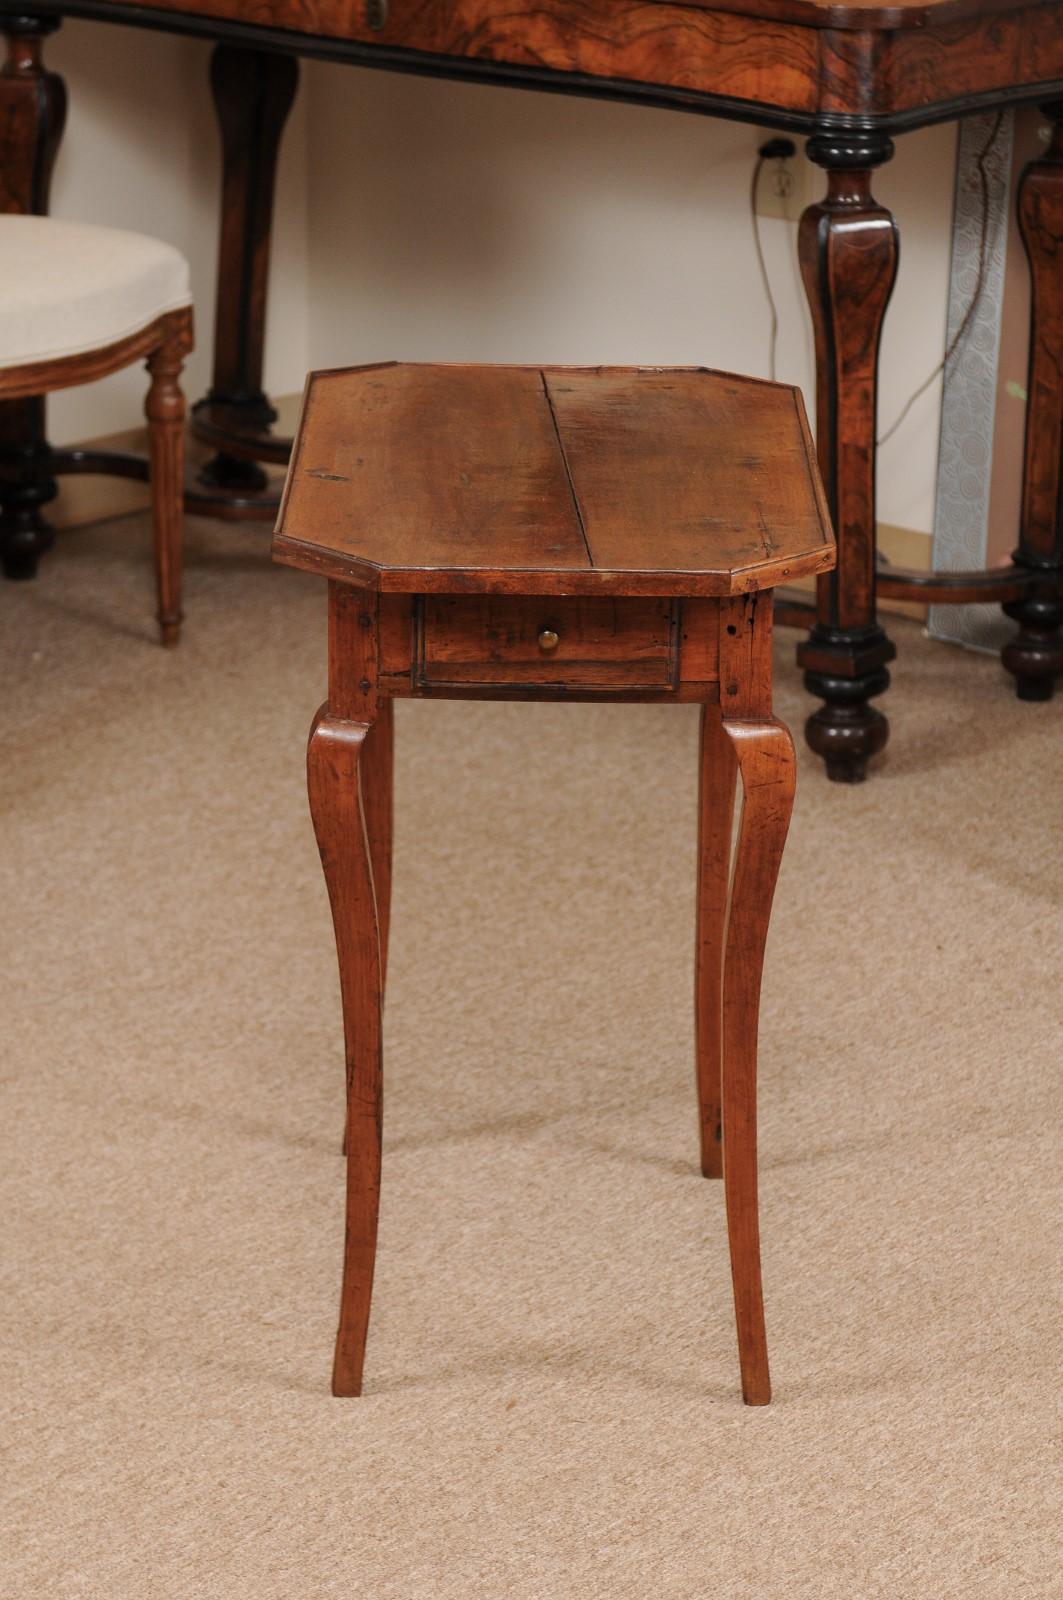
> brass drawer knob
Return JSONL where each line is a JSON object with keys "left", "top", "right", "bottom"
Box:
{"left": 538, "top": 628, "right": 560, "bottom": 654}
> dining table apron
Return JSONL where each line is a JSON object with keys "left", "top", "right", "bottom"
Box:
{"left": 2, "top": 0, "right": 1063, "bottom": 779}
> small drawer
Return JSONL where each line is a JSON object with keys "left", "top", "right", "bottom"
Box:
{"left": 415, "top": 596, "right": 679, "bottom": 691}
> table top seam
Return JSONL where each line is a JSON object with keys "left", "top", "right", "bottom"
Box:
{"left": 539, "top": 368, "right": 596, "bottom": 572}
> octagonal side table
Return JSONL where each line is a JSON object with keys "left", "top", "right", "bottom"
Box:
{"left": 273, "top": 362, "right": 835, "bottom": 1406}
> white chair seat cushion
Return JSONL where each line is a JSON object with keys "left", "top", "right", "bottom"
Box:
{"left": 0, "top": 216, "right": 191, "bottom": 370}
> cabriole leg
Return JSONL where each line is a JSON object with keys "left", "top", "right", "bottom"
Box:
{"left": 695, "top": 704, "right": 738, "bottom": 1180}
{"left": 360, "top": 698, "right": 394, "bottom": 992}
{"left": 308, "top": 706, "right": 384, "bottom": 1398}
{"left": 337, "top": 697, "right": 392, "bottom": 1157}
{"left": 697, "top": 710, "right": 796, "bottom": 1406}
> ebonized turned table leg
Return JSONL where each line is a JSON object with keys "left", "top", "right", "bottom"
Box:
{"left": 191, "top": 45, "right": 298, "bottom": 504}
{"left": 798, "top": 130, "right": 898, "bottom": 782}
{"left": 0, "top": 16, "right": 65, "bottom": 581}
{"left": 1004, "top": 102, "right": 1063, "bottom": 701}
{"left": 696, "top": 704, "right": 795, "bottom": 1407}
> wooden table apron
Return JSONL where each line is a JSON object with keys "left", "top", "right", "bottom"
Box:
{"left": 3, "top": 0, "right": 1063, "bottom": 773}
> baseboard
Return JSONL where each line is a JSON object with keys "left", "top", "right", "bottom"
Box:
{"left": 876, "top": 523, "right": 932, "bottom": 622}
{"left": 51, "top": 392, "right": 307, "bottom": 532}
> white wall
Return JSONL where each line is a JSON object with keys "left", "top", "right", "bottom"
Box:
{"left": 877, "top": 125, "right": 959, "bottom": 533}
{"left": 303, "top": 65, "right": 956, "bottom": 533}
{"left": 44, "top": 30, "right": 955, "bottom": 535}
{"left": 47, "top": 20, "right": 308, "bottom": 442}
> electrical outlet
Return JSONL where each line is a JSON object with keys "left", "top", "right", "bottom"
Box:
{"left": 755, "top": 139, "right": 815, "bottom": 224}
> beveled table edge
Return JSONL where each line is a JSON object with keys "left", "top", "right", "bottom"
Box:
{"left": 271, "top": 535, "right": 837, "bottom": 596}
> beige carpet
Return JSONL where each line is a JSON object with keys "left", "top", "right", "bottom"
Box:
{"left": 2, "top": 511, "right": 1060, "bottom": 1599}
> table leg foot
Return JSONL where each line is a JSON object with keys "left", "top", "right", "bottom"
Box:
{"left": 802, "top": 682, "right": 890, "bottom": 784}
{"left": 798, "top": 623, "right": 895, "bottom": 785}
{"left": 0, "top": 415, "right": 57, "bottom": 581}
{"left": 1002, "top": 593, "right": 1063, "bottom": 699}
{"left": 338, "top": 700, "right": 392, "bottom": 1159}
{"left": 1015, "top": 676, "right": 1056, "bottom": 702}
{"left": 1, "top": 496, "right": 53, "bottom": 580}
{"left": 195, "top": 452, "right": 271, "bottom": 496}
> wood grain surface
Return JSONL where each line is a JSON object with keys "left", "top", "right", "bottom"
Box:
{"left": 798, "top": 173, "right": 896, "bottom": 632}
{"left": 416, "top": 595, "right": 678, "bottom": 689}
{"left": 1001, "top": 105, "right": 1063, "bottom": 699}
{"left": 90, "top": 0, "right": 1063, "bottom": 38}
{"left": 27, "top": 0, "right": 1063, "bottom": 130}
{"left": 11, "top": 0, "right": 1063, "bottom": 174}
{"left": 274, "top": 364, "right": 834, "bottom": 598}
{"left": 87, "top": 0, "right": 822, "bottom": 118}
{"left": 307, "top": 707, "right": 383, "bottom": 1398}
{"left": 1017, "top": 114, "right": 1063, "bottom": 564}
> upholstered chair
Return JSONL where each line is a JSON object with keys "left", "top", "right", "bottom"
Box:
{"left": 0, "top": 216, "right": 193, "bottom": 644}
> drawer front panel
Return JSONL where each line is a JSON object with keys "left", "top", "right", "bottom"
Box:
{"left": 416, "top": 596, "right": 678, "bottom": 690}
